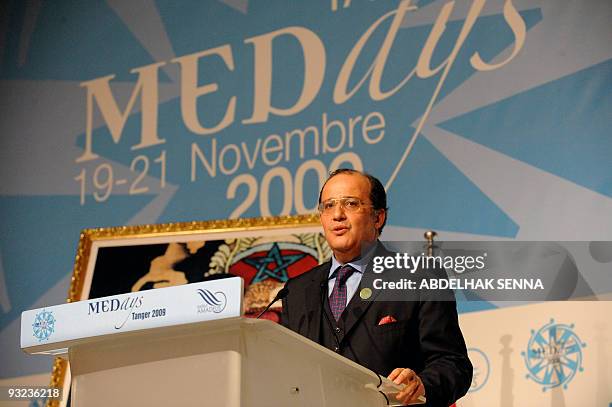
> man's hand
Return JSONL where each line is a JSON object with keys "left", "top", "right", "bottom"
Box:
{"left": 387, "top": 368, "right": 425, "bottom": 405}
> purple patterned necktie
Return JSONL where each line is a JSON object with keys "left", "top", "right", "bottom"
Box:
{"left": 329, "top": 265, "right": 355, "bottom": 321}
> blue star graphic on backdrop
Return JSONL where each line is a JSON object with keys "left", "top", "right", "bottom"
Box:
{"left": 245, "top": 243, "right": 305, "bottom": 283}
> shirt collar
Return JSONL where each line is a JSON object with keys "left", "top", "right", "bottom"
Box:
{"left": 329, "top": 242, "right": 378, "bottom": 278}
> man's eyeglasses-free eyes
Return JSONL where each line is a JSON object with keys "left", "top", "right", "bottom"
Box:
{"left": 317, "top": 197, "right": 374, "bottom": 214}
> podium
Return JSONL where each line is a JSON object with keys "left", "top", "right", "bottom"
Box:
{"left": 21, "top": 279, "right": 396, "bottom": 406}
{"left": 68, "top": 317, "right": 389, "bottom": 406}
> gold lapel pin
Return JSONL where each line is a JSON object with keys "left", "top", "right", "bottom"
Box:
{"left": 360, "top": 287, "right": 372, "bottom": 300}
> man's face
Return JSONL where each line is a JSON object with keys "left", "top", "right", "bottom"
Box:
{"left": 319, "top": 173, "right": 385, "bottom": 263}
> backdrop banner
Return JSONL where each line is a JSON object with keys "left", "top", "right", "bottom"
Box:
{"left": 1, "top": 1, "right": 610, "bottom": 405}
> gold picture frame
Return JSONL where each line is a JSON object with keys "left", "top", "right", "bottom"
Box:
{"left": 48, "top": 214, "right": 328, "bottom": 407}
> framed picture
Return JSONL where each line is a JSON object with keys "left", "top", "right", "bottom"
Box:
{"left": 49, "top": 214, "right": 329, "bottom": 407}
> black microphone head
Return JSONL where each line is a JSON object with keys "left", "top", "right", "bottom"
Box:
{"left": 276, "top": 286, "right": 289, "bottom": 299}
{"left": 256, "top": 286, "right": 289, "bottom": 319}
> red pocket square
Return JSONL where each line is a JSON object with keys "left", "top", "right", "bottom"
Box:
{"left": 377, "top": 315, "right": 397, "bottom": 325}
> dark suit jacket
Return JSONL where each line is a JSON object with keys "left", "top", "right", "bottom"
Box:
{"left": 281, "top": 243, "right": 472, "bottom": 407}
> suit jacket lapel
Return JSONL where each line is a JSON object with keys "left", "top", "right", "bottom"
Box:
{"left": 302, "top": 262, "right": 330, "bottom": 343}
{"left": 341, "top": 275, "right": 381, "bottom": 338}
{"left": 341, "top": 242, "right": 387, "bottom": 337}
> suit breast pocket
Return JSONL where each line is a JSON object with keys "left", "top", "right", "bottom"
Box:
{"left": 372, "top": 320, "right": 410, "bottom": 336}
{"left": 370, "top": 320, "right": 415, "bottom": 358}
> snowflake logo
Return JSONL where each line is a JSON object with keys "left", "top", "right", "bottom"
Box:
{"left": 522, "top": 319, "right": 586, "bottom": 391}
{"left": 32, "top": 310, "right": 56, "bottom": 342}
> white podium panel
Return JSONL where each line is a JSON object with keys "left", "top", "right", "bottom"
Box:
{"left": 65, "top": 317, "right": 387, "bottom": 407}
{"left": 72, "top": 351, "right": 241, "bottom": 407}
{"left": 21, "top": 278, "right": 243, "bottom": 354}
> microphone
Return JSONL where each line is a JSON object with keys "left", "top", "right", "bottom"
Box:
{"left": 256, "top": 286, "right": 289, "bottom": 319}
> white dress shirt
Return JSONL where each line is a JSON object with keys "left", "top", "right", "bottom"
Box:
{"left": 327, "top": 244, "right": 377, "bottom": 304}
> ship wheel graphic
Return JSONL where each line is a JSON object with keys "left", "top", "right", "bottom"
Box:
{"left": 32, "top": 310, "right": 56, "bottom": 342}
{"left": 522, "top": 319, "right": 586, "bottom": 391}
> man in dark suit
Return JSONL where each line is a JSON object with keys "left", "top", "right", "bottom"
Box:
{"left": 281, "top": 169, "right": 472, "bottom": 406}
